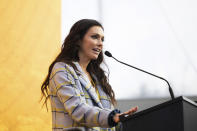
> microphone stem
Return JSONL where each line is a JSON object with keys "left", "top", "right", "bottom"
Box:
{"left": 112, "top": 56, "right": 175, "bottom": 99}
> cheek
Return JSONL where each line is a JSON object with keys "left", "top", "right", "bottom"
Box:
{"left": 83, "top": 39, "right": 95, "bottom": 49}
{"left": 80, "top": 43, "right": 92, "bottom": 55}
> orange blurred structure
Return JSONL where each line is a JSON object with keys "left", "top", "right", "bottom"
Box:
{"left": 0, "top": 0, "right": 60, "bottom": 130}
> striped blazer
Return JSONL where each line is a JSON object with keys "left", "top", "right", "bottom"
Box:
{"left": 49, "top": 62, "right": 116, "bottom": 131}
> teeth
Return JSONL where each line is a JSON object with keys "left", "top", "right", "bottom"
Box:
{"left": 93, "top": 48, "right": 100, "bottom": 52}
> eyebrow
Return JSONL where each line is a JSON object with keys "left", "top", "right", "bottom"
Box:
{"left": 91, "top": 33, "right": 104, "bottom": 38}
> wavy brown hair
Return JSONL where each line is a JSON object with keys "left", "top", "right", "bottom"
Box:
{"left": 41, "top": 19, "right": 116, "bottom": 110}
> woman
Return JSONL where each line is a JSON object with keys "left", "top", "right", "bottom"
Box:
{"left": 41, "top": 19, "right": 137, "bottom": 131}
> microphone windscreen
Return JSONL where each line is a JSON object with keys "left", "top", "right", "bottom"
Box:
{"left": 104, "top": 51, "right": 112, "bottom": 57}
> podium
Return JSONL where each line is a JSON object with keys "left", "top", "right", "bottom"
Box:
{"left": 120, "top": 96, "right": 197, "bottom": 131}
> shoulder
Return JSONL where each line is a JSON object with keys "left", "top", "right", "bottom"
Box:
{"left": 50, "top": 62, "right": 77, "bottom": 79}
{"left": 52, "top": 62, "right": 66, "bottom": 72}
{"left": 53, "top": 62, "right": 76, "bottom": 72}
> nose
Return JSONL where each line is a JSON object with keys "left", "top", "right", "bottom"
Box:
{"left": 97, "top": 39, "right": 103, "bottom": 47}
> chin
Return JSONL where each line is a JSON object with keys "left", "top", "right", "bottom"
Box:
{"left": 90, "top": 55, "right": 99, "bottom": 60}
{"left": 88, "top": 52, "right": 100, "bottom": 60}
{"left": 91, "top": 56, "right": 98, "bottom": 60}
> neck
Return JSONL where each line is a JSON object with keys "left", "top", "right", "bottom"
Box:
{"left": 79, "top": 61, "right": 89, "bottom": 72}
{"left": 78, "top": 58, "right": 90, "bottom": 73}
{"left": 78, "top": 51, "right": 91, "bottom": 72}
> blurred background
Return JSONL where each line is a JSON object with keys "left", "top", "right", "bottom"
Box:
{"left": 0, "top": 0, "right": 60, "bottom": 130}
{"left": 62, "top": 0, "right": 197, "bottom": 99}
{"left": 0, "top": 0, "right": 196, "bottom": 130}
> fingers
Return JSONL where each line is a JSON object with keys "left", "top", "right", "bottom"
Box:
{"left": 124, "top": 106, "right": 138, "bottom": 115}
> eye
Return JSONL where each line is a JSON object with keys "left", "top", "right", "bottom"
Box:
{"left": 101, "top": 37, "right": 104, "bottom": 42}
{"left": 91, "top": 34, "right": 104, "bottom": 42}
{"left": 91, "top": 35, "right": 98, "bottom": 39}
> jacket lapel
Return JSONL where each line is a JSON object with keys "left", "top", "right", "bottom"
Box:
{"left": 73, "top": 62, "right": 103, "bottom": 108}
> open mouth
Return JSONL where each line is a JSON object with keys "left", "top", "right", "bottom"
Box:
{"left": 92, "top": 48, "right": 101, "bottom": 53}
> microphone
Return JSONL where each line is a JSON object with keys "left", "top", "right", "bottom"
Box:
{"left": 104, "top": 51, "right": 175, "bottom": 100}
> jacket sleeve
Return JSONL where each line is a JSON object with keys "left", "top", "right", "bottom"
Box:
{"left": 51, "top": 65, "right": 111, "bottom": 128}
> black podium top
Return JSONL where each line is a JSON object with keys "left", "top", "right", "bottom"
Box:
{"left": 120, "top": 96, "right": 197, "bottom": 122}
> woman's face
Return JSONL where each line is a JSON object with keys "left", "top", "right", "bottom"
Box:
{"left": 78, "top": 26, "right": 104, "bottom": 61}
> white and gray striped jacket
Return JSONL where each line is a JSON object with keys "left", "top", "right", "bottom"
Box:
{"left": 49, "top": 62, "right": 116, "bottom": 131}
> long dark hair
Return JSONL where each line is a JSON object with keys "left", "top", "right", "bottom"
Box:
{"left": 41, "top": 19, "right": 116, "bottom": 110}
